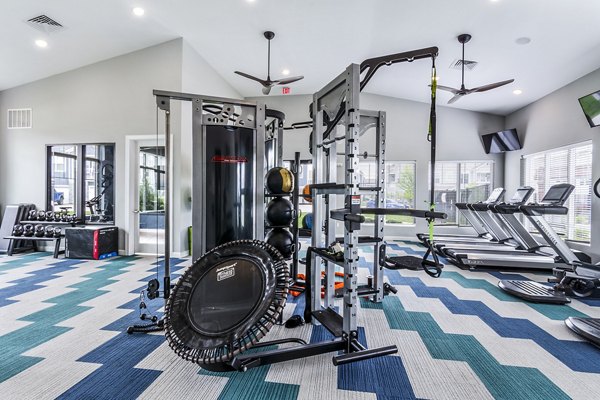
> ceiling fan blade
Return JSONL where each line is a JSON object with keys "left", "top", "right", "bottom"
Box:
{"left": 471, "top": 79, "right": 515, "bottom": 93}
{"left": 234, "top": 71, "right": 269, "bottom": 85}
{"left": 447, "top": 94, "right": 464, "bottom": 104}
{"left": 434, "top": 85, "right": 462, "bottom": 95}
{"left": 274, "top": 76, "right": 304, "bottom": 85}
{"left": 262, "top": 86, "right": 272, "bottom": 95}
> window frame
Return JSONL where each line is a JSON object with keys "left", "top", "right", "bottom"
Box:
{"left": 431, "top": 160, "right": 495, "bottom": 226}
{"left": 46, "top": 142, "right": 116, "bottom": 225}
{"left": 357, "top": 160, "right": 418, "bottom": 226}
{"left": 521, "top": 140, "right": 593, "bottom": 243}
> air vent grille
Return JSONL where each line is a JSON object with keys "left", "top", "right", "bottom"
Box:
{"left": 449, "top": 59, "right": 478, "bottom": 71}
{"left": 26, "top": 15, "right": 64, "bottom": 34}
{"left": 7, "top": 109, "right": 33, "bottom": 129}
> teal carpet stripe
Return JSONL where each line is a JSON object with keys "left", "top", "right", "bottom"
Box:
{"left": 440, "top": 271, "right": 589, "bottom": 320}
{"left": 0, "top": 252, "right": 51, "bottom": 273}
{"left": 200, "top": 346, "right": 300, "bottom": 400}
{"left": 362, "top": 296, "right": 570, "bottom": 400}
{"left": 0, "top": 257, "right": 136, "bottom": 382}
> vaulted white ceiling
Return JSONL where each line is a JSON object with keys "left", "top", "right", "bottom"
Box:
{"left": 2, "top": 0, "right": 600, "bottom": 115}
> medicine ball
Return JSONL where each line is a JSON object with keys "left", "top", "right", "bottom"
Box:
{"left": 23, "top": 224, "right": 35, "bottom": 237}
{"left": 28, "top": 210, "right": 38, "bottom": 221}
{"left": 265, "top": 167, "right": 294, "bottom": 194}
{"left": 265, "top": 197, "right": 294, "bottom": 226}
{"left": 302, "top": 213, "right": 313, "bottom": 230}
{"left": 265, "top": 228, "right": 294, "bottom": 259}
{"left": 302, "top": 184, "right": 312, "bottom": 202}
{"left": 53, "top": 227, "right": 62, "bottom": 238}
{"left": 12, "top": 224, "right": 24, "bottom": 237}
{"left": 44, "top": 226, "right": 55, "bottom": 238}
{"left": 45, "top": 211, "right": 55, "bottom": 222}
{"left": 37, "top": 210, "right": 46, "bottom": 221}
{"left": 34, "top": 225, "right": 45, "bottom": 237}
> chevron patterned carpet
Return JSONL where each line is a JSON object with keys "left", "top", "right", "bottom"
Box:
{"left": 1, "top": 241, "right": 600, "bottom": 400}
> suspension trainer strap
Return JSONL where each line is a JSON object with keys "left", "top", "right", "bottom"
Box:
{"left": 422, "top": 56, "right": 441, "bottom": 278}
{"left": 427, "top": 57, "right": 437, "bottom": 243}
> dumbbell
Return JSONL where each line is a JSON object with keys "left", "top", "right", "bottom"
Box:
{"left": 12, "top": 224, "right": 24, "bottom": 237}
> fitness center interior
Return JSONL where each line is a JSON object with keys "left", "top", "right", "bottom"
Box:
{"left": 1, "top": 2, "right": 600, "bottom": 399}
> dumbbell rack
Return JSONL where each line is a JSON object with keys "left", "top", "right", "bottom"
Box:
{"left": 13, "top": 219, "right": 83, "bottom": 258}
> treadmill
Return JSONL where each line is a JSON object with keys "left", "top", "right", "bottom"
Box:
{"left": 434, "top": 186, "right": 535, "bottom": 254}
{"left": 416, "top": 187, "right": 505, "bottom": 245}
{"left": 446, "top": 184, "right": 578, "bottom": 270}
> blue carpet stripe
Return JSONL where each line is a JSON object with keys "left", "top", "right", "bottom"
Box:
{"left": 0, "top": 259, "right": 83, "bottom": 307}
{"left": 0, "top": 258, "right": 135, "bottom": 382}
{"left": 363, "top": 296, "right": 570, "bottom": 400}
{"left": 2, "top": 246, "right": 600, "bottom": 399}
{"left": 338, "top": 327, "right": 419, "bottom": 400}
{"left": 389, "top": 243, "right": 592, "bottom": 320}
{"left": 386, "top": 270, "right": 600, "bottom": 373}
{"left": 56, "top": 260, "right": 187, "bottom": 399}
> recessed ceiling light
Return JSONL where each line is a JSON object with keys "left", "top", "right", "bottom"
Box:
{"left": 282, "top": 69, "right": 290, "bottom": 76}
{"left": 35, "top": 39, "right": 48, "bottom": 48}
{"left": 247, "top": 0, "right": 256, "bottom": 2}
{"left": 513, "top": 89, "right": 523, "bottom": 95}
{"left": 133, "top": 7, "right": 145, "bottom": 16}
{"left": 515, "top": 37, "right": 531, "bottom": 45}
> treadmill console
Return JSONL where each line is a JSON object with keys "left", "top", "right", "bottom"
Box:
{"left": 539, "top": 184, "right": 575, "bottom": 206}
{"left": 485, "top": 187, "right": 505, "bottom": 204}
{"left": 508, "top": 186, "right": 534, "bottom": 205}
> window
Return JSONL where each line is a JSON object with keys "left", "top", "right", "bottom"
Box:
{"left": 430, "top": 161, "right": 494, "bottom": 225}
{"left": 359, "top": 161, "right": 416, "bottom": 225}
{"left": 46, "top": 143, "right": 115, "bottom": 224}
{"left": 522, "top": 142, "right": 592, "bottom": 242}
{"left": 139, "top": 147, "right": 166, "bottom": 213}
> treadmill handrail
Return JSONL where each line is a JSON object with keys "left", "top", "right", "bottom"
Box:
{"left": 519, "top": 205, "right": 569, "bottom": 216}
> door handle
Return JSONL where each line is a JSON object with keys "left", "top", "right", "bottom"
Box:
{"left": 133, "top": 209, "right": 140, "bottom": 214}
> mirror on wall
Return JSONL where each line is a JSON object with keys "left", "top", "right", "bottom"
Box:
{"left": 47, "top": 143, "right": 115, "bottom": 224}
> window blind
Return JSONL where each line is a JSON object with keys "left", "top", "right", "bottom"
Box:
{"left": 523, "top": 142, "right": 592, "bottom": 242}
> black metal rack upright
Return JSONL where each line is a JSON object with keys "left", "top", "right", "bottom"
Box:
{"left": 263, "top": 151, "right": 300, "bottom": 286}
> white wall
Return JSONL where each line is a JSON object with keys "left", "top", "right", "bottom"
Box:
{"left": 174, "top": 40, "right": 243, "bottom": 255}
{"left": 0, "top": 38, "right": 244, "bottom": 256}
{"left": 248, "top": 92, "right": 505, "bottom": 238}
{"left": 505, "top": 68, "right": 600, "bottom": 261}
{"left": 0, "top": 39, "right": 183, "bottom": 253}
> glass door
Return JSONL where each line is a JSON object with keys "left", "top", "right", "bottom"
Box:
{"left": 135, "top": 144, "right": 166, "bottom": 254}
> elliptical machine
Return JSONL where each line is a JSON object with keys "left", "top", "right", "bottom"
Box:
{"left": 564, "top": 176, "right": 600, "bottom": 347}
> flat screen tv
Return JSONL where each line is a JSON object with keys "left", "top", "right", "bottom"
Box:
{"left": 578, "top": 90, "right": 600, "bottom": 128}
{"left": 481, "top": 129, "right": 522, "bottom": 154}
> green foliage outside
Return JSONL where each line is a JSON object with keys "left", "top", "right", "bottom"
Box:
{"left": 363, "top": 166, "right": 415, "bottom": 224}
{"left": 139, "top": 176, "right": 165, "bottom": 211}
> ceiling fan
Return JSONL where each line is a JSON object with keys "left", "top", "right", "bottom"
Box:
{"left": 235, "top": 31, "right": 304, "bottom": 95}
{"left": 437, "top": 33, "right": 514, "bottom": 104}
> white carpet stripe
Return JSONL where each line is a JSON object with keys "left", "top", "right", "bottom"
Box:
{"left": 359, "top": 304, "right": 494, "bottom": 400}
{"left": 395, "top": 267, "right": 600, "bottom": 337}
{"left": 396, "top": 287, "right": 600, "bottom": 398}
{"left": 0, "top": 360, "right": 101, "bottom": 400}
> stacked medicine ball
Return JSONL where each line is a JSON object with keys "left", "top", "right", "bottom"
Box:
{"left": 264, "top": 167, "right": 295, "bottom": 259}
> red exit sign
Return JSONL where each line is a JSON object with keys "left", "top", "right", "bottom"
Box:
{"left": 282, "top": 87, "right": 291, "bottom": 95}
